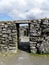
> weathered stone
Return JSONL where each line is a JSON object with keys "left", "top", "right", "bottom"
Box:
{"left": 30, "top": 47, "right": 37, "bottom": 53}
{"left": 0, "top": 22, "right": 17, "bottom": 53}
{"left": 2, "top": 34, "right": 8, "bottom": 37}
{"left": 7, "top": 30, "right": 11, "bottom": 33}
{"left": 2, "top": 31, "right": 7, "bottom": 33}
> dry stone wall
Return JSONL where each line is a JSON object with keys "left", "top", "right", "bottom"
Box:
{"left": 0, "top": 22, "right": 17, "bottom": 53}
{"left": 0, "top": 19, "right": 49, "bottom": 54}
{"left": 30, "top": 19, "right": 49, "bottom": 54}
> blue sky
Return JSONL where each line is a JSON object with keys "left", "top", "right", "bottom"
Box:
{"left": 0, "top": 0, "right": 49, "bottom": 20}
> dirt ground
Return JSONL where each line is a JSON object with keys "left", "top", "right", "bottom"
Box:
{"left": 0, "top": 50, "right": 49, "bottom": 65}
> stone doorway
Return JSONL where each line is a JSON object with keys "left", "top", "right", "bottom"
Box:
{"left": 17, "top": 23, "right": 30, "bottom": 53}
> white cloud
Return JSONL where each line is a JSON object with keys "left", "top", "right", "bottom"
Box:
{"left": 35, "top": 0, "right": 44, "bottom": 4}
{"left": 17, "top": 0, "right": 27, "bottom": 7}
{"left": 27, "top": 8, "right": 42, "bottom": 15}
{"left": 0, "top": 0, "right": 49, "bottom": 20}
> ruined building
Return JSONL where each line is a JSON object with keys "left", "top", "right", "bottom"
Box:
{"left": 19, "top": 25, "right": 29, "bottom": 36}
{"left": 30, "top": 18, "right": 49, "bottom": 54}
{"left": 0, "top": 18, "right": 49, "bottom": 54}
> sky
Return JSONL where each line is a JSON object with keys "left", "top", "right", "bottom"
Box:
{"left": 0, "top": 0, "right": 49, "bottom": 20}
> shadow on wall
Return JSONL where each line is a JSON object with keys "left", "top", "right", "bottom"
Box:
{"left": 18, "top": 42, "right": 31, "bottom": 53}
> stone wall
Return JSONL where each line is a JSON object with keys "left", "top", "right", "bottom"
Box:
{"left": 30, "top": 19, "right": 49, "bottom": 54}
{"left": 0, "top": 22, "right": 17, "bottom": 53}
{"left": 0, "top": 19, "right": 49, "bottom": 54}
{"left": 19, "top": 26, "right": 29, "bottom": 36}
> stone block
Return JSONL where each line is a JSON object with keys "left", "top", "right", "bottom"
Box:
{"left": 30, "top": 47, "right": 37, "bottom": 53}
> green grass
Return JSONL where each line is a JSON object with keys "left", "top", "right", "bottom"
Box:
{"left": 30, "top": 53, "right": 49, "bottom": 57}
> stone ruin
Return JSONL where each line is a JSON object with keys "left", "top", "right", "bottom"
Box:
{"left": 30, "top": 18, "right": 49, "bottom": 54}
{"left": 0, "top": 18, "right": 49, "bottom": 54}
{"left": 19, "top": 25, "right": 29, "bottom": 37}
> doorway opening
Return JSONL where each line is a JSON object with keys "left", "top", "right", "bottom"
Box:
{"left": 18, "top": 24, "right": 30, "bottom": 52}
